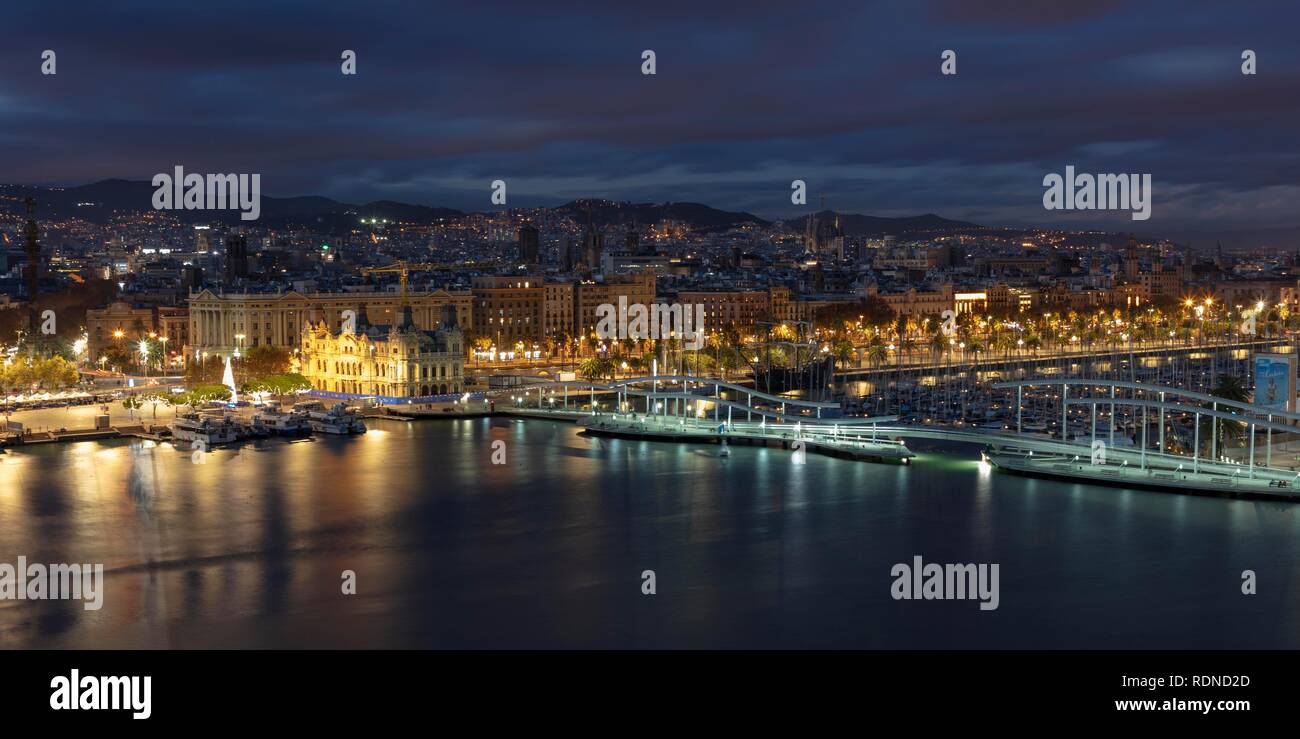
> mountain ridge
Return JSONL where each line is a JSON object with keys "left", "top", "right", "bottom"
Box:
{"left": 0, "top": 180, "right": 979, "bottom": 234}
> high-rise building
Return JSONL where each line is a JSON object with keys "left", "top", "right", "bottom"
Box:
{"left": 1124, "top": 235, "right": 1139, "bottom": 281}
{"left": 581, "top": 209, "right": 604, "bottom": 270}
{"left": 560, "top": 238, "right": 575, "bottom": 272}
{"left": 804, "top": 209, "right": 845, "bottom": 262}
{"left": 181, "top": 266, "right": 204, "bottom": 291}
{"left": 518, "top": 223, "right": 540, "bottom": 265}
{"left": 23, "top": 197, "right": 39, "bottom": 303}
{"left": 627, "top": 222, "right": 652, "bottom": 256}
{"left": 225, "top": 233, "right": 249, "bottom": 284}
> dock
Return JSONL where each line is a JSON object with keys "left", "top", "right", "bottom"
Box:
{"left": 577, "top": 413, "right": 914, "bottom": 464}
{"left": 0, "top": 424, "right": 171, "bottom": 447}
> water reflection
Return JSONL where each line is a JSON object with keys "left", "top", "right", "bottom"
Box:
{"left": 0, "top": 419, "right": 1297, "bottom": 648}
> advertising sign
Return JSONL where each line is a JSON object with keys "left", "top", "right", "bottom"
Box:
{"left": 1253, "top": 353, "right": 1296, "bottom": 413}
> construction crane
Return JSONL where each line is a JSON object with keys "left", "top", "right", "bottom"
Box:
{"left": 361, "top": 260, "right": 501, "bottom": 305}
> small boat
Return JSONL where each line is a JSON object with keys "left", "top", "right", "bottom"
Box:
{"left": 296, "top": 401, "right": 367, "bottom": 435}
{"left": 254, "top": 408, "right": 311, "bottom": 436}
{"left": 170, "top": 413, "right": 239, "bottom": 447}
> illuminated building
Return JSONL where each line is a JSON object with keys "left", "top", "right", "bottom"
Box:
{"left": 677, "top": 288, "right": 772, "bottom": 327}
{"left": 187, "top": 289, "right": 473, "bottom": 359}
{"left": 300, "top": 304, "right": 464, "bottom": 398}
{"left": 472, "top": 275, "right": 544, "bottom": 345}
{"left": 573, "top": 273, "right": 656, "bottom": 335}
{"left": 86, "top": 301, "right": 156, "bottom": 361}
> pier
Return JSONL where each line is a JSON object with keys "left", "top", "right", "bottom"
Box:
{"left": 481, "top": 373, "right": 1300, "bottom": 499}
{"left": 7, "top": 371, "right": 1299, "bottom": 500}
{"left": 578, "top": 413, "right": 914, "bottom": 463}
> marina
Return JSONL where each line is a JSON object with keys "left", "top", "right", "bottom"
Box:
{"left": 1, "top": 397, "right": 367, "bottom": 449}
{"left": 8, "top": 347, "right": 1300, "bottom": 502}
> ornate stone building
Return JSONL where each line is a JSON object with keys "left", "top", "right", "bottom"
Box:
{"left": 187, "top": 288, "right": 473, "bottom": 361}
{"left": 300, "top": 304, "right": 465, "bottom": 399}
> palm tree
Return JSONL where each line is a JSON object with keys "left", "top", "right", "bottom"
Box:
{"left": 928, "top": 331, "right": 947, "bottom": 364}
{"left": 1212, "top": 375, "right": 1249, "bottom": 403}
{"left": 579, "top": 356, "right": 615, "bottom": 383}
{"left": 830, "top": 338, "right": 854, "bottom": 366}
{"left": 145, "top": 339, "right": 164, "bottom": 373}
{"left": 1200, "top": 375, "right": 1249, "bottom": 456}
{"left": 865, "top": 337, "right": 888, "bottom": 368}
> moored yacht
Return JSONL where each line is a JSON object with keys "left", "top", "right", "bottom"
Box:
{"left": 170, "top": 413, "right": 240, "bottom": 447}
{"left": 295, "top": 401, "right": 367, "bottom": 435}
{"left": 254, "top": 407, "right": 311, "bottom": 436}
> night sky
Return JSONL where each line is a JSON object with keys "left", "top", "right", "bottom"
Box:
{"left": 2, "top": 1, "right": 1297, "bottom": 233}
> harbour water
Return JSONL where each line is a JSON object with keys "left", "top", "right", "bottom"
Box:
{"left": 2, "top": 417, "right": 1298, "bottom": 649}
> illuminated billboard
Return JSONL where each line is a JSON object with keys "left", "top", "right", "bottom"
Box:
{"left": 1253, "top": 353, "right": 1296, "bottom": 413}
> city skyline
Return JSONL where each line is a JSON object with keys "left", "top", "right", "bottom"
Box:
{"left": 4, "top": 176, "right": 1298, "bottom": 255}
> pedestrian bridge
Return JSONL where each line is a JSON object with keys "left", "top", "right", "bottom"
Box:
{"left": 486, "top": 374, "right": 1300, "bottom": 499}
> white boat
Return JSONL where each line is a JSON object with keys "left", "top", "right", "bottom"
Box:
{"left": 170, "top": 413, "right": 239, "bottom": 447}
{"left": 296, "top": 401, "right": 366, "bottom": 435}
{"left": 254, "top": 408, "right": 310, "bottom": 436}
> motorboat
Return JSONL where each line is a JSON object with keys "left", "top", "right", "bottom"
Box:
{"left": 295, "top": 401, "right": 366, "bottom": 435}
{"left": 254, "top": 407, "right": 311, "bottom": 436}
{"left": 170, "top": 413, "right": 239, "bottom": 447}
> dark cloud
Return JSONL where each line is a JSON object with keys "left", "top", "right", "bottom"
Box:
{"left": 927, "top": 0, "right": 1129, "bottom": 28}
{"left": 0, "top": 0, "right": 1296, "bottom": 231}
